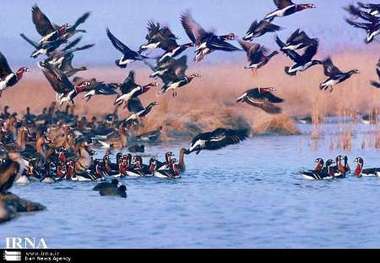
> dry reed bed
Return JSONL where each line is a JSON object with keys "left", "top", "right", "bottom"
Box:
{"left": 1, "top": 50, "right": 380, "bottom": 142}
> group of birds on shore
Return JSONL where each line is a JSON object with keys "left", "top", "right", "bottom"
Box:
{"left": 1, "top": 1, "right": 380, "bottom": 199}
{"left": 302, "top": 155, "right": 380, "bottom": 180}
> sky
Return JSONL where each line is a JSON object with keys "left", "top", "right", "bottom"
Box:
{"left": 0, "top": 0, "right": 370, "bottom": 66}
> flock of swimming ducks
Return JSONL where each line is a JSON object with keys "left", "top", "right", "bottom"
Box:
{"left": 0, "top": 1, "right": 380, "bottom": 198}
{"left": 302, "top": 155, "right": 380, "bottom": 180}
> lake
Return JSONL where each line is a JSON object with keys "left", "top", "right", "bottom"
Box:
{"left": 1, "top": 120, "right": 380, "bottom": 248}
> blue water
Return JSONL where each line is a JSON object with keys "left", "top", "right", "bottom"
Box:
{"left": 1, "top": 122, "right": 380, "bottom": 248}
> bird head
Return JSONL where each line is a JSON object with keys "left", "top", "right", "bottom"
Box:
{"left": 16, "top": 67, "right": 29, "bottom": 79}
{"left": 299, "top": 3, "right": 316, "bottom": 9}
{"left": 350, "top": 69, "right": 360, "bottom": 75}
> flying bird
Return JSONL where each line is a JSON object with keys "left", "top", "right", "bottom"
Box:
{"left": 275, "top": 35, "right": 321, "bottom": 76}
{"left": 106, "top": 28, "right": 149, "bottom": 68}
{"left": 114, "top": 71, "right": 156, "bottom": 108}
{"left": 370, "top": 59, "right": 380, "bottom": 88}
{"left": 0, "top": 52, "right": 29, "bottom": 97}
{"left": 243, "top": 20, "right": 281, "bottom": 41}
{"left": 345, "top": 18, "right": 380, "bottom": 43}
{"left": 180, "top": 11, "right": 240, "bottom": 62}
{"left": 236, "top": 87, "right": 284, "bottom": 114}
{"left": 187, "top": 128, "right": 249, "bottom": 154}
{"left": 72, "top": 77, "right": 119, "bottom": 101}
{"left": 238, "top": 40, "right": 278, "bottom": 70}
{"left": 320, "top": 57, "right": 359, "bottom": 92}
{"left": 39, "top": 62, "right": 77, "bottom": 104}
{"left": 264, "top": 0, "right": 316, "bottom": 21}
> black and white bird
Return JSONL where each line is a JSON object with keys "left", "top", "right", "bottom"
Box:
{"left": 320, "top": 57, "right": 359, "bottom": 92}
{"left": 114, "top": 71, "right": 156, "bottom": 108}
{"left": 72, "top": 77, "right": 119, "bottom": 101}
{"left": 140, "top": 21, "right": 178, "bottom": 51}
{"left": 106, "top": 28, "right": 148, "bottom": 68}
{"left": 139, "top": 21, "right": 193, "bottom": 63}
{"left": 346, "top": 19, "right": 380, "bottom": 44}
{"left": 45, "top": 37, "right": 94, "bottom": 77}
{"left": 39, "top": 62, "right": 77, "bottom": 105}
{"left": 370, "top": 59, "right": 380, "bottom": 88}
{"left": 149, "top": 56, "right": 200, "bottom": 96}
{"left": 187, "top": 128, "right": 249, "bottom": 154}
{"left": 278, "top": 29, "right": 316, "bottom": 51}
{"left": 0, "top": 52, "right": 29, "bottom": 97}
{"left": 264, "top": 0, "right": 316, "bottom": 21}
{"left": 21, "top": 5, "right": 90, "bottom": 58}
{"left": 353, "top": 157, "right": 380, "bottom": 177}
{"left": 180, "top": 11, "right": 240, "bottom": 62}
{"left": 236, "top": 87, "right": 284, "bottom": 114}
{"left": 275, "top": 35, "right": 321, "bottom": 76}
{"left": 238, "top": 40, "right": 278, "bottom": 70}
{"left": 345, "top": 3, "right": 380, "bottom": 43}
{"left": 357, "top": 2, "right": 380, "bottom": 18}
{"left": 123, "top": 101, "right": 158, "bottom": 127}
{"left": 243, "top": 19, "right": 282, "bottom": 41}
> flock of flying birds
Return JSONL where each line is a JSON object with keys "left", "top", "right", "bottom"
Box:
{"left": 0, "top": 1, "right": 380, "bottom": 156}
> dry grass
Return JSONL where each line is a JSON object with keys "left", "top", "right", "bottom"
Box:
{"left": 1, "top": 49, "right": 380, "bottom": 140}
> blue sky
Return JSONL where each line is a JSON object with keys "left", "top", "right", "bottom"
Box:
{"left": 0, "top": 0, "right": 368, "bottom": 66}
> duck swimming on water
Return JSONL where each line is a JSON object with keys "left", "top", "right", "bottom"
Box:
{"left": 353, "top": 157, "right": 380, "bottom": 177}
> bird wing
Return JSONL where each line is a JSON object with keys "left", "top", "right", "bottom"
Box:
{"left": 181, "top": 12, "right": 207, "bottom": 45}
{"left": 260, "top": 20, "right": 282, "bottom": 32}
{"left": 32, "top": 5, "right": 56, "bottom": 36}
{"left": 322, "top": 57, "right": 342, "bottom": 77}
{"left": 20, "top": 33, "right": 39, "bottom": 48}
{"left": 275, "top": 36, "right": 302, "bottom": 63}
{"left": 127, "top": 97, "right": 145, "bottom": 113}
{"left": 71, "top": 12, "right": 91, "bottom": 30}
{"left": 145, "top": 21, "right": 160, "bottom": 41}
{"left": 207, "top": 128, "right": 248, "bottom": 150}
{"left": 274, "top": 0, "right": 294, "bottom": 9}
{"left": 106, "top": 28, "right": 133, "bottom": 54}
{"left": 120, "top": 72, "right": 138, "bottom": 94}
{"left": 208, "top": 37, "right": 241, "bottom": 51}
{"left": 246, "top": 20, "right": 259, "bottom": 34}
{"left": 261, "top": 90, "right": 284, "bottom": 103}
{"left": 62, "top": 37, "right": 82, "bottom": 51}
{"left": 41, "top": 64, "right": 73, "bottom": 94}
{"left": 377, "top": 67, "right": 380, "bottom": 80}
{"left": 172, "top": 55, "right": 188, "bottom": 78}
{"left": 345, "top": 5, "right": 378, "bottom": 21}
{"left": 301, "top": 39, "right": 319, "bottom": 62}
{"left": 345, "top": 18, "right": 372, "bottom": 30}
{"left": 0, "top": 52, "right": 13, "bottom": 79}
{"left": 95, "top": 83, "right": 118, "bottom": 95}
{"left": 371, "top": 81, "right": 380, "bottom": 88}
{"left": 238, "top": 39, "right": 259, "bottom": 54}
{"left": 245, "top": 99, "right": 283, "bottom": 114}
{"left": 288, "top": 29, "right": 311, "bottom": 44}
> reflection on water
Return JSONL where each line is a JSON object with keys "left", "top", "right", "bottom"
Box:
{"left": 1, "top": 123, "right": 380, "bottom": 248}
